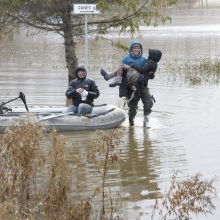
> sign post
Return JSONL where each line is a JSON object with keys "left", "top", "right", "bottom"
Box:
{"left": 73, "top": 4, "right": 100, "bottom": 71}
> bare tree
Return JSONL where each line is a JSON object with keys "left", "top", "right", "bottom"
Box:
{"left": 0, "top": 0, "right": 177, "bottom": 81}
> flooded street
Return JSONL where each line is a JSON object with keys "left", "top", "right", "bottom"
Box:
{"left": 1, "top": 1, "right": 220, "bottom": 219}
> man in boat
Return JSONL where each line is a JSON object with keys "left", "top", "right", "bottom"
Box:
{"left": 66, "top": 65, "right": 100, "bottom": 116}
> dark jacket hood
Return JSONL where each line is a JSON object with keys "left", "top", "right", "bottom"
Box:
{"left": 129, "top": 40, "right": 143, "bottom": 57}
{"left": 148, "top": 49, "right": 162, "bottom": 63}
{"left": 75, "top": 65, "right": 87, "bottom": 79}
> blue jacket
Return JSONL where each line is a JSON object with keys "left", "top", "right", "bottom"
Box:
{"left": 119, "top": 40, "right": 146, "bottom": 97}
{"left": 121, "top": 40, "right": 147, "bottom": 66}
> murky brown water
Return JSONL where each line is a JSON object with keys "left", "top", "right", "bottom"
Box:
{"left": 1, "top": 2, "right": 220, "bottom": 219}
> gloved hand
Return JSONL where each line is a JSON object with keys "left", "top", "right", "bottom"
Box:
{"left": 81, "top": 90, "right": 88, "bottom": 100}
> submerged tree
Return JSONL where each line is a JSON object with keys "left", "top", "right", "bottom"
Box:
{"left": 0, "top": 0, "right": 177, "bottom": 81}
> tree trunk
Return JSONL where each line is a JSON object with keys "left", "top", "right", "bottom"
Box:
{"left": 61, "top": 1, "right": 78, "bottom": 82}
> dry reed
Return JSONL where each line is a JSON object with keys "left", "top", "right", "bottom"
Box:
{"left": 0, "top": 121, "right": 93, "bottom": 220}
{"left": 0, "top": 121, "right": 216, "bottom": 220}
{"left": 164, "top": 57, "right": 220, "bottom": 86}
{"left": 151, "top": 173, "right": 216, "bottom": 220}
{"left": 87, "top": 129, "right": 124, "bottom": 220}
{"left": 0, "top": 121, "right": 44, "bottom": 219}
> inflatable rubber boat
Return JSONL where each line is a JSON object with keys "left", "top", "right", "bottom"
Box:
{"left": 0, "top": 104, "right": 126, "bottom": 133}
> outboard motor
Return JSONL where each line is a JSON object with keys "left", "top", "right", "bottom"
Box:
{"left": 0, "top": 106, "right": 12, "bottom": 115}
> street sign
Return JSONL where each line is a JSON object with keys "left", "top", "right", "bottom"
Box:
{"left": 73, "top": 4, "right": 100, "bottom": 71}
{"left": 73, "top": 4, "right": 100, "bottom": 15}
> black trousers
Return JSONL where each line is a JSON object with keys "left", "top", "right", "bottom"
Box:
{"left": 128, "top": 87, "right": 154, "bottom": 121}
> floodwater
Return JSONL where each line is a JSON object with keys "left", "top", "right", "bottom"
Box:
{"left": 1, "top": 1, "right": 220, "bottom": 219}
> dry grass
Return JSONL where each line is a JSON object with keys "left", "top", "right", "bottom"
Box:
{"left": 151, "top": 173, "right": 216, "bottom": 220}
{"left": 164, "top": 57, "right": 220, "bottom": 86}
{"left": 87, "top": 129, "right": 124, "bottom": 220}
{"left": 0, "top": 121, "right": 217, "bottom": 220}
{"left": 0, "top": 121, "right": 93, "bottom": 220}
{"left": 0, "top": 121, "right": 124, "bottom": 220}
{"left": 0, "top": 121, "right": 44, "bottom": 219}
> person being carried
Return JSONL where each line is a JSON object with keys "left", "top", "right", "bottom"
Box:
{"left": 65, "top": 65, "right": 100, "bottom": 116}
{"left": 100, "top": 48, "right": 162, "bottom": 91}
{"left": 127, "top": 48, "right": 162, "bottom": 91}
{"left": 100, "top": 40, "right": 147, "bottom": 87}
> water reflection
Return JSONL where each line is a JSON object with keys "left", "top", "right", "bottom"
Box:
{"left": 120, "top": 127, "right": 160, "bottom": 201}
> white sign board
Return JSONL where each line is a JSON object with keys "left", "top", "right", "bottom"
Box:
{"left": 73, "top": 4, "right": 100, "bottom": 14}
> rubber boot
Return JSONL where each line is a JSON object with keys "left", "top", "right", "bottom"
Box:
{"left": 100, "top": 69, "right": 115, "bottom": 81}
{"left": 143, "top": 115, "right": 149, "bottom": 128}
{"left": 109, "top": 76, "right": 122, "bottom": 87}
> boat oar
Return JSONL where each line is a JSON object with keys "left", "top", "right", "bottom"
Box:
{"left": 39, "top": 112, "right": 73, "bottom": 121}
{"left": 0, "top": 92, "right": 29, "bottom": 112}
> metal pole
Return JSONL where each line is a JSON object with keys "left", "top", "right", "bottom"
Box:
{"left": 84, "top": 14, "right": 88, "bottom": 70}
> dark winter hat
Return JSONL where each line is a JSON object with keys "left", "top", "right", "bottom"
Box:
{"left": 75, "top": 65, "right": 87, "bottom": 75}
{"left": 148, "top": 49, "right": 162, "bottom": 63}
{"left": 75, "top": 65, "right": 87, "bottom": 79}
